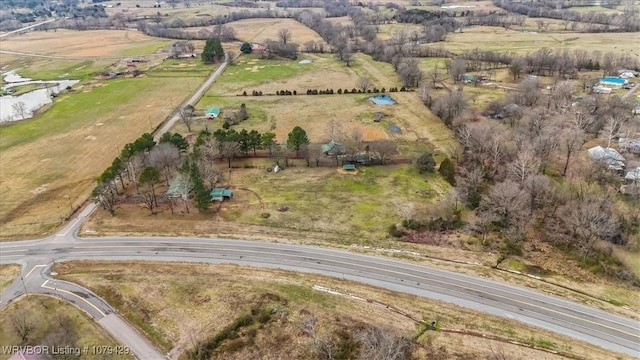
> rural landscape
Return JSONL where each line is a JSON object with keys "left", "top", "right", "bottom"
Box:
{"left": 0, "top": 0, "right": 639, "bottom": 359}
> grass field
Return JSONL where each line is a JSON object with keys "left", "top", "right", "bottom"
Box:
{"left": 0, "top": 296, "right": 132, "bottom": 360}
{"left": 0, "top": 264, "right": 21, "bottom": 294}
{"left": 51, "top": 261, "right": 625, "bottom": 359}
{"left": 228, "top": 18, "right": 327, "bottom": 44}
{"left": 441, "top": 26, "right": 639, "bottom": 54}
{"left": 0, "top": 29, "right": 169, "bottom": 58}
{"left": 0, "top": 30, "right": 210, "bottom": 239}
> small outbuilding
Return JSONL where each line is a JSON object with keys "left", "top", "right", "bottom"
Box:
{"left": 205, "top": 107, "right": 221, "bottom": 119}
{"left": 210, "top": 188, "right": 233, "bottom": 201}
{"left": 322, "top": 139, "right": 346, "bottom": 156}
{"left": 342, "top": 164, "right": 356, "bottom": 171}
{"left": 167, "top": 173, "right": 192, "bottom": 200}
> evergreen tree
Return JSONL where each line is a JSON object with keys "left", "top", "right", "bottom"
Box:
{"left": 416, "top": 152, "right": 436, "bottom": 174}
{"left": 190, "top": 161, "right": 210, "bottom": 211}
{"left": 438, "top": 157, "right": 456, "bottom": 185}
{"left": 240, "top": 42, "right": 253, "bottom": 54}
{"left": 202, "top": 38, "right": 225, "bottom": 64}
{"left": 287, "top": 126, "right": 309, "bottom": 156}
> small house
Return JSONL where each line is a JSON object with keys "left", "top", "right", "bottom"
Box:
{"left": 167, "top": 173, "right": 192, "bottom": 200}
{"left": 587, "top": 146, "right": 625, "bottom": 172}
{"left": 251, "top": 43, "right": 267, "bottom": 53}
{"left": 342, "top": 164, "right": 356, "bottom": 171}
{"left": 625, "top": 167, "right": 640, "bottom": 183}
{"left": 210, "top": 188, "right": 233, "bottom": 202}
{"left": 322, "top": 139, "right": 346, "bottom": 156}
{"left": 619, "top": 138, "right": 640, "bottom": 154}
{"left": 205, "top": 107, "right": 221, "bottom": 119}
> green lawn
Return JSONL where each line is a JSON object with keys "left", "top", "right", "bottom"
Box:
{"left": 18, "top": 59, "right": 111, "bottom": 80}
{"left": 118, "top": 41, "right": 173, "bottom": 56}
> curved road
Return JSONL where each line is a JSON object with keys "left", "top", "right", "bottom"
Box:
{"left": 0, "top": 205, "right": 639, "bottom": 359}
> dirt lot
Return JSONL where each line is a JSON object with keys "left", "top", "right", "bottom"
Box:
{"left": 52, "top": 261, "right": 624, "bottom": 359}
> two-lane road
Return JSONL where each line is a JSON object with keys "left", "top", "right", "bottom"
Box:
{"left": 2, "top": 235, "right": 639, "bottom": 358}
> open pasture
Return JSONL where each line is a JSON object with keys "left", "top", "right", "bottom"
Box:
{"left": 228, "top": 18, "right": 326, "bottom": 44}
{"left": 0, "top": 29, "right": 170, "bottom": 58}
{"left": 442, "top": 26, "right": 639, "bottom": 54}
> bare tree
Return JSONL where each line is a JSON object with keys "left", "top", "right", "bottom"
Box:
{"left": 11, "top": 101, "right": 28, "bottom": 119}
{"left": 179, "top": 105, "right": 195, "bottom": 132}
{"left": 456, "top": 165, "right": 484, "bottom": 208}
{"left": 478, "top": 180, "right": 529, "bottom": 233}
{"left": 398, "top": 58, "right": 422, "bottom": 87}
{"left": 508, "top": 148, "right": 540, "bottom": 184}
{"left": 313, "top": 335, "right": 338, "bottom": 360}
{"left": 427, "top": 64, "right": 444, "bottom": 87}
{"left": 560, "top": 126, "right": 587, "bottom": 176}
{"left": 92, "top": 182, "right": 118, "bottom": 215}
{"left": 368, "top": 140, "right": 398, "bottom": 164}
{"left": 150, "top": 143, "right": 183, "bottom": 185}
{"left": 450, "top": 58, "right": 466, "bottom": 83}
{"left": 357, "top": 77, "right": 373, "bottom": 92}
{"left": 602, "top": 115, "right": 626, "bottom": 149}
{"left": 10, "top": 310, "right": 35, "bottom": 344}
{"left": 278, "top": 28, "right": 292, "bottom": 45}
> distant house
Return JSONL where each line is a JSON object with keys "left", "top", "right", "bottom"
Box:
{"left": 167, "top": 173, "right": 192, "bottom": 200}
{"left": 322, "top": 139, "right": 346, "bottom": 156}
{"left": 251, "top": 43, "right": 267, "bottom": 53}
{"left": 178, "top": 53, "right": 197, "bottom": 58}
{"left": 592, "top": 85, "right": 612, "bottom": 94}
{"left": 205, "top": 107, "right": 221, "bottom": 119}
{"left": 618, "top": 70, "right": 637, "bottom": 79}
{"left": 463, "top": 74, "right": 476, "bottom": 83}
{"left": 587, "top": 145, "right": 625, "bottom": 172}
{"left": 210, "top": 188, "right": 233, "bottom": 202}
{"left": 619, "top": 138, "right": 640, "bottom": 154}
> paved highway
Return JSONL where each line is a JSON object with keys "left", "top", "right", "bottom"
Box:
{"left": 0, "top": 205, "right": 639, "bottom": 359}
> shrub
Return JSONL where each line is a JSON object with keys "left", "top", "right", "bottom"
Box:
{"left": 402, "top": 219, "right": 425, "bottom": 231}
{"left": 260, "top": 212, "right": 271, "bottom": 218}
{"left": 416, "top": 152, "right": 436, "bottom": 173}
{"left": 388, "top": 224, "right": 404, "bottom": 238}
{"left": 438, "top": 157, "right": 456, "bottom": 185}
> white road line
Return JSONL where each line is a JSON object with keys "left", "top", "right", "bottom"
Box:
{"left": 41, "top": 281, "right": 106, "bottom": 317}
{"left": 25, "top": 264, "right": 46, "bottom": 277}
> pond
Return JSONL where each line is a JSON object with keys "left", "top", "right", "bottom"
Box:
{"left": 0, "top": 70, "right": 80, "bottom": 123}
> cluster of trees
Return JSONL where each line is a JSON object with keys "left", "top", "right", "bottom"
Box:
{"left": 494, "top": 0, "right": 640, "bottom": 32}
{"left": 418, "top": 75, "right": 639, "bottom": 283}
{"left": 201, "top": 38, "right": 225, "bottom": 64}
{"left": 92, "top": 132, "right": 219, "bottom": 215}
{"left": 196, "top": 128, "right": 278, "bottom": 167}
{"left": 0, "top": 0, "right": 107, "bottom": 30}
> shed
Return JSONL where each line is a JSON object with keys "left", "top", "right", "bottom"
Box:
{"left": 210, "top": 188, "right": 233, "bottom": 201}
{"left": 342, "top": 164, "right": 356, "bottom": 171}
{"left": 625, "top": 167, "right": 640, "bottom": 182}
{"left": 205, "top": 107, "right": 221, "bottom": 119}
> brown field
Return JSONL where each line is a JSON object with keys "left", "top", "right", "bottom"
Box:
{"left": 376, "top": 23, "right": 423, "bottom": 40}
{"left": 0, "top": 264, "right": 21, "bottom": 294}
{"left": 0, "top": 296, "right": 132, "bottom": 360}
{"left": 442, "top": 26, "right": 639, "bottom": 54}
{"left": 0, "top": 29, "right": 169, "bottom": 58}
{"left": 52, "top": 261, "right": 626, "bottom": 359}
{"left": 229, "top": 18, "right": 326, "bottom": 44}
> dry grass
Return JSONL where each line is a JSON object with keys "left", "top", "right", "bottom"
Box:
{"left": 0, "top": 264, "right": 21, "bottom": 294}
{"left": 0, "top": 31, "right": 205, "bottom": 239}
{"left": 0, "top": 29, "right": 168, "bottom": 58}
{"left": 0, "top": 296, "right": 132, "bottom": 360}
{"left": 52, "top": 261, "right": 627, "bottom": 360}
{"left": 229, "top": 18, "right": 326, "bottom": 44}
{"left": 441, "top": 26, "right": 640, "bottom": 55}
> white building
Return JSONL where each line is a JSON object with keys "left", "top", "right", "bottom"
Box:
{"left": 587, "top": 146, "right": 625, "bottom": 172}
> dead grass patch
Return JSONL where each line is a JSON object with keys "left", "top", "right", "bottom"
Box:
{"left": 51, "top": 261, "right": 625, "bottom": 360}
{"left": 0, "top": 264, "right": 21, "bottom": 294}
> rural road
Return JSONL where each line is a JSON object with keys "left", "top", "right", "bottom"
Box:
{"left": 0, "top": 19, "right": 58, "bottom": 38}
{"left": 154, "top": 53, "right": 231, "bottom": 142}
{"left": 1, "top": 204, "right": 639, "bottom": 358}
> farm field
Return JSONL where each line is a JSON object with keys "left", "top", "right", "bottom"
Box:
{"left": 228, "top": 18, "right": 327, "bottom": 44}
{"left": 0, "top": 296, "right": 132, "bottom": 360}
{"left": 0, "top": 30, "right": 210, "bottom": 239}
{"left": 0, "top": 29, "right": 170, "bottom": 58}
{"left": 441, "top": 26, "right": 640, "bottom": 54}
{"left": 50, "top": 261, "right": 624, "bottom": 360}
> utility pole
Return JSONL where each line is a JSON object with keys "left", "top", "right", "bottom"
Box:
{"left": 20, "top": 275, "right": 28, "bottom": 296}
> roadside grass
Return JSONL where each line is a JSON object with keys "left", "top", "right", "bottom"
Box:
{"left": 0, "top": 296, "right": 132, "bottom": 360}
{"left": 441, "top": 26, "right": 640, "bottom": 54}
{"left": 0, "top": 75, "right": 197, "bottom": 239}
{"left": 228, "top": 18, "right": 326, "bottom": 44}
{"left": 0, "top": 264, "right": 21, "bottom": 294}
{"left": 51, "top": 261, "right": 624, "bottom": 360}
